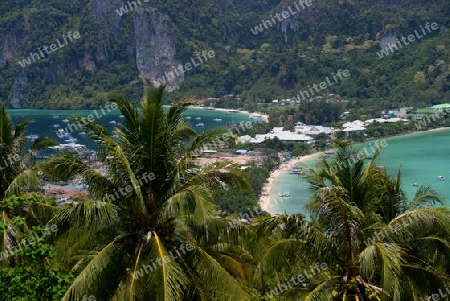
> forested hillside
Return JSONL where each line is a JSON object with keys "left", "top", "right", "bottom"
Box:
{"left": 0, "top": 0, "right": 449, "bottom": 109}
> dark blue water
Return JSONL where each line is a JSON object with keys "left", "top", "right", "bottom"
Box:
{"left": 7, "top": 108, "right": 252, "bottom": 150}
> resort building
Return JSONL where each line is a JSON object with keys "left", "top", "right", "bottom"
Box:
{"left": 342, "top": 120, "right": 366, "bottom": 132}
{"left": 294, "top": 122, "right": 335, "bottom": 136}
{"left": 238, "top": 127, "right": 314, "bottom": 144}
{"left": 364, "top": 118, "right": 409, "bottom": 125}
{"left": 432, "top": 103, "right": 450, "bottom": 111}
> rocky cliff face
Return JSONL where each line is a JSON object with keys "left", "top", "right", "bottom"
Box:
{"left": 1, "top": 33, "right": 20, "bottom": 67}
{"left": 10, "top": 71, "right": 29, "bottom": 109}
{"left": 2, "top": 0, "right": 183, "bottom": 107}
{"left": 134, "top": 8, "right": 183, "bottom": 92}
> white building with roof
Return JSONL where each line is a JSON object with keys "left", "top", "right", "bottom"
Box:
{"left": 342, "top": 120, "right": 366, "bottom": 132}
{"left": 295, "top": 122, "right": 335, "bottom": 136}
{"left": 364, "top": 118, "right": 409, "bottom": 125}
{"left": 237, "top": 127, "right": 314, "bottom": 144}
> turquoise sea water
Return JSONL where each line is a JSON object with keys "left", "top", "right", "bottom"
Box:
{"left": 6, "top": 108, "right": 252, "bottom": 150}
{"left": 271, "top": 129, "right": 450, "bottom": 215}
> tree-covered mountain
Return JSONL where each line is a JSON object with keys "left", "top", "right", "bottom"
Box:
{"left": 0, "top": 0, "right": 449, "bottom": 109}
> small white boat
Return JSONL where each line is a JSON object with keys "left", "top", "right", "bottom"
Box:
{"left": 195, "top": 123, "right": 204, "bottom": 127}
{"left": 185, "top": 116, "right": 192, "bottom": 120}
{"left": 51, "top": 124, "right": 60, "bottom": 128}
{"left": 109, "top": 120, "right": 117, "bottom": 124}
{"left": 78, "top": 132, "right": 86, "bottom": 136}
{"left": 65, "top": 138, "right": 78, "bottom": 143}
{"left": 62, "top": 119, "right": 70, "bottom": 123}
{"left": 119, "top": 115, "right": 125, "bottom": 118}
{"left": 411, "top": 183, "right": 419, "bottom": 187}
{"left": 437, "top": 176, "right": 445, "bottom": 181}
{"left": 213, "top": 118, "right": 222, "bottom": 122}
{"left": 277, "top": 192, "right": 290, "bottom": 197}
{"left": 26, "top": 134, "right": 39, "bottom": 141}
{"left": 195, "top": 117, "right": 201, "bottom": 120}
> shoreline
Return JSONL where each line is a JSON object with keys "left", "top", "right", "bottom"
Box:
{"left": 364, "top": 127, "right": 449, "bottom": 142}
{"left": 187, "top": 105, "right": 269, "bottom": 122}
{"left": 259, "top": 153, "right": 322, "bottom": 215}
{"left": 259, "top": 126, "right": 450, "bottom": 216}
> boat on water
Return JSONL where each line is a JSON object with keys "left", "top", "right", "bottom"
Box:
{"left": 195, "top": 117, "right": 201, "bottom": 120}
{"left": 78, "top": 132, "right": 86, "bottom": 136}
{"left": 51, "top": 124, "right": 60, "bottom": 128}
{"left": 185, "top": 116, "right": 192, "bottom": 120}
{"left": 53, "top": 115, "right": 59, "bottom": 118}
{"left": 213, "top": 118, "right": 222, "bottom": 122}
{"left": 411, "top": 183, "right": 419, "bottom": 187}
{"left": 289, "top": 169, "right": 302, "bottom": 174}
{"left": 249, "top": 114, "right": 262, "bottom": 119}
{"left": 62, "top": 119, "right": 70, "bottom": 123}
{"left": 119, "top": 115, "right": 125, "bottom": 118}
{"left": 277, "top": 192, "right": 290, "bottom": 197}
{"left": 437, "top": 176, "right": 445, "bottom": 181}
{"left": 109, "top": 120, "right": 117, "bottom": 124}
{"left": 26, "top": 134, "right": 39, "bottom": 141}
{"left": 195, "top": 123, "right": 204, "bottom": 127}
{"left": 64, "top": 138, "right": 78, "bottom": 143}
{"left": 49, "top": 143, "right": 86, "bottom": 151}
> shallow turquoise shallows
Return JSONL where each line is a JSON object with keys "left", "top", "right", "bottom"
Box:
{"left": 272, "top": 129, "right": 450, "bottom": 216}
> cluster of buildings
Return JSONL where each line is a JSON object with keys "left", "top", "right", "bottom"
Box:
{"left": 237, "top": 103, "right": 450, "bottom": 146}
{"left": 237, "top": 122, "right": 335, "bottom": 145}
{"left": 270, "top": 94, "right": 347, "bottom": 106}
{"left": 341, "top": 117, "right": 409, "bottom": 133}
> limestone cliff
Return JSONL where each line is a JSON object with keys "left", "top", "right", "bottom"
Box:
{"left": 134, "top": 8, "right": 183, "bottom": 92}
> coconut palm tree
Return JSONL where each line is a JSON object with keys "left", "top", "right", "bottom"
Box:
{"left": 0, "top": 106, "right": 58, "bottom": 266}
{"left": 43, "top": 86, "right": 253, "bottom": 301}
{"left": 254, "top": 141, "right": 450, "bottom": 300}
{"left": 0, "top": 105, "right": 57, "bottom": 199}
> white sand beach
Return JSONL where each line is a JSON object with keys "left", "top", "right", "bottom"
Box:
{"left": 188, "top": 105, "right": 269, "bottom": 122}
{"left": 259, "top": 153, "right": 322, "bottom": 215}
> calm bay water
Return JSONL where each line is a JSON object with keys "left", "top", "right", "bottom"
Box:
{"left": 8, "top": 108, "right": 448, "bottom": 214}
{"left": 272, "top": 129, "right": 450, "bottom": 215}
{"left": 6, "top": 108, "right": 252, "bottom": 150}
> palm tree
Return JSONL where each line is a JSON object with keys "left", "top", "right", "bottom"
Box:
{"left": 0, "top": 106, "right": 58, "bottom": 266}
{"left": 43, "top": 87, "right": 253, "bottom": 300}
{"left": 254, "top": 141, "right": 450, "bottom": 300}
{"left": 0, "top": 106, "right": 57, "bottom": 199}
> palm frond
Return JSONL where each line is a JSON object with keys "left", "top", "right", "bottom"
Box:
{"left": 62, "top": 241, "right": 125, "bottom": 300}
{"left": 406, "top": 185, "right": 445, "bottom": 210}
{"left": 180, "top": 238, "right": 252, "bottom": 300}
{"left": 145, "top": 232, "right": 191, "bottom": 301}
{"left": 303, "top": 277, "right": 336, "bottom": 301}
{"left": 49, "top": 200, "right": 121, "bottom": 231}
{"left": 29, "top": 135, "right": 59, "bottom": 151}
{"left": 253, "top": 239, "right": 303, "bottom": 285}
{"left": 163, "top": 185, "right": 216, "bottom": 225}
{"left": 359, "top": 242, "right": 404, "bottom": 298}
{"left": 5, "top": 169, "right": 41, "bottom": 196}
